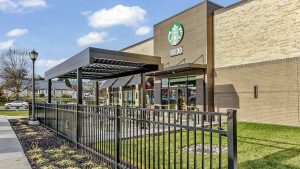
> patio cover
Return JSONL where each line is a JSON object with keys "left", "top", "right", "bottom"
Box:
{"left": 45, "top": 47, "right": 162, "bottom": 80}
{"left": 145, "top": 63, "right": 206, "bottom": 76}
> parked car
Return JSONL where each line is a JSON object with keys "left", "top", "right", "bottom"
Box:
{"left": 5, "top": 101, "right": 28, "bottom": 108}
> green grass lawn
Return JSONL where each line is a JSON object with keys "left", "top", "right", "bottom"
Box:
{"left": 94, "top": 122, "right": 300, "bottom": 169}
{"left": 0, "top": 111, "right": 29, "bottom": 116}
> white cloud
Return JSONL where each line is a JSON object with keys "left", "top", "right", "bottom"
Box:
{"left": 88, "top": 5, "right": 146, "bottom": 29}
{"left": 6, "top": 28, "right": 28, "bottom": 37}
{"left": 0, "top": 0, "right": 47, "bottom": 13}
{"left": 19, "top": 0, "right": 46, "bottom": 8}
{"left": 77, "top": 32, "right": 109, "bottom": 47}
{"left": 0, "top": 39, "right": 14, "bottom": 50}
{"left": 135, "top": 26, "right": 151, "bottom": 36}
{"left": 36, "top": 58, "right": 66, "bottom": 68}
{"left": 0, "top": 0, "right": 18, "bottom": 12}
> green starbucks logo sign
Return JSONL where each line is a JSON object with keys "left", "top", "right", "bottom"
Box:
{"left": 168, "top": 23, "right": 184, "bottom": 46}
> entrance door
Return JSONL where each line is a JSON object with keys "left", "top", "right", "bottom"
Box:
{"left": 177, "top": 88, "right": 187, "bottom": 110}
{"left": 168, "top": 88, "right": 187, "bottom": 110}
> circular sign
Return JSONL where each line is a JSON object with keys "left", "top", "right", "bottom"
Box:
{"left": 168, "top": 23, "right": 184, "bottom": 46}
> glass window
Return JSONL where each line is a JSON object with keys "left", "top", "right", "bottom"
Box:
{"left": 146, "top": 78, "right": 154, "bottom": 106}
{"left": 169, "top": 89, "right": 176, "bottom": 109}
{"left": 161, "top": 78, "right": 169, "bottom": 88}
{"left": 169, "top": 77, "right": 187, "bottom": 87}
{"left": 188, "top": 88, "right": 196, "bottom": 107}
{"left": 187, "top": 76, "right": 196, "bottom": 109}
{"left": 146, "top": 78, "right": 154, "bottom": 89}
{"left": 187, "top": 76, "right": 196, "bottom": 87}
{"left": 161, "top": 88, "right": 169, "bottom": 105}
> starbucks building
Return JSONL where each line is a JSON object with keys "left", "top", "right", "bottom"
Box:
{"left": 99, "top": 0, "right": 300, "bottom": 126}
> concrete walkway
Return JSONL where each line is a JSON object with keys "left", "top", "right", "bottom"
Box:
{"left": 0, "top": 116, "right": 31, "bottom": 169}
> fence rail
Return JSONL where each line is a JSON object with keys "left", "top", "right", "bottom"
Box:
{"left": 34, "top": 102, "right": 237, "bottom": 169}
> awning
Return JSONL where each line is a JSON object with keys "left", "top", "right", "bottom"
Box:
{"left": 112, "top": 76, "right": 132, "bottom": 88}
{"left": 146, "top": 63, "right": 206, "bottom": 76}
{"left": 99, "top": 78, "right": 117, "bottom": 89}
{"left": 45, "top": 47, "right": 162, "bottom": 80}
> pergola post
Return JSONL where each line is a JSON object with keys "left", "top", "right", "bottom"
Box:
{"left": 77, "top": 68, "right": 83, "bottom": 105}
{"left": 140, "top": 73, "right": 146, "bottom": 108}
{"left": 95, "top": 81, "right": 99, "bottom": 105}
{"left": 47, "top": 79, "right": 52, "bottom": 103}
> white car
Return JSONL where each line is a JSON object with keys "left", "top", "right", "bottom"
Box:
{"left": 5, "top": 101, "right": 28, "bottom": 108}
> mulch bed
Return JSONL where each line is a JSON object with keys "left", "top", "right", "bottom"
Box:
{"left": 9, "top": 118, "right": 106, "bottom": 169}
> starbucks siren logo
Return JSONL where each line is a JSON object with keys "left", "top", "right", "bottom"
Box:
{"left": 168, "top": 23, "right": 184, "bottom": 46}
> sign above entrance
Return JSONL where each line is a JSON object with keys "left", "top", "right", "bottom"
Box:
{"left": 168, "top": 23, "right": 184, "bottom": 46}
{"left": 170, "top": 46, "right": 183, "bottom": 57}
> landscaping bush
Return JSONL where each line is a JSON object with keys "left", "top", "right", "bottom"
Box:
{"left": 39, "top": 93, "right": 45, "bottom": 98}
{"left": 61, "top": 93, "right": 71, "bottom": 98}
{"left": 4, "top": 105, "right": 10, "bottom": 109}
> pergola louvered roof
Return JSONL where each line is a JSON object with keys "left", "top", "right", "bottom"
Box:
{"left": 45, "top": 47, "right": 162, "bottom": 80}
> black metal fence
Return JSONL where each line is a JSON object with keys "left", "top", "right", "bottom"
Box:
{"left": 35, "top": 103, "right": 237, "bottom": 169}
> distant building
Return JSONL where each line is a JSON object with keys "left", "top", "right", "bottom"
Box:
{"left": 20, "top": 80, "right": 70, "bottom": 98}
{"left": 35, "top": 80, "right": 70, "bottom": 97}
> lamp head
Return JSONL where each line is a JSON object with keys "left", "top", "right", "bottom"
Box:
{"left": 29, "top": 49, "right": 38, "bottom": 61}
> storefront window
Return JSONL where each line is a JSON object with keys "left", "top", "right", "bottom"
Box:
{"left": 187, "top": 76, "right": 196, "bottom": 87}
{"left": 187, "top": 76, "right": 196, "bottom": 110}
{"left": 146, "top": 78, "right": 154, "bottom": 106}
{"left": 169, "top": 89, "right": 176, "bottom": 109}
{"left": 161, "top": 88, "right": 169, "bottom": 105}
{"left": 160, "top": 76, "right": 197, "bottom": 110}
{"left": 123, "top": 86, "right": 135, "bottom": 107}
{"left": 162, "top": 78, "right": 169, "bottom": 88}
{"left": 169, "top": 77, "right": 187, "bottom": 87}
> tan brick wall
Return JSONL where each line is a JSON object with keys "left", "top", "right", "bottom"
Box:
{"left": 154, "top": 2, "right": 207, "bottom": 67}
{"left": 215, "top": 57, "right": 300, "bottom": 126}
{"left": 214, "top": 0, "right": 300, "bottom": 68}
{"left": 122, "top": 39, "right": 154, "bottom": 56}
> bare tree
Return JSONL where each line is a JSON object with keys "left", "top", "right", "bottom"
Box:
{"left": 0, "top": 49, "right": 31, "bottom": 100}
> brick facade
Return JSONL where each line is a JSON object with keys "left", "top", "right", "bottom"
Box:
{"left": 214, "top": 0, "right": 300, "bottom": 126}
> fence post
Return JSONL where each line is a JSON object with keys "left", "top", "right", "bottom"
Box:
{"left": 44, "top": 102, "right": 46, "bottom": 125}
{"left": 227, "top": 109, "right": 237, "bottom": 169}
{"left": 115, "top": 105, "right": 121, "bottom": 169}
{"left": 56, "top": 102, "right": 59, "bottom": 135}
{"left": 75, "top": 103, "right": 79, "bottom": 149}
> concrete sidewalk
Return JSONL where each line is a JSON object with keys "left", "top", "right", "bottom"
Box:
{"left": 0, "top": 116, "right": 31, "bottom": 169}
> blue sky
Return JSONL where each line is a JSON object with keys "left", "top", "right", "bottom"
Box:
{"left": 0, "top": 0, "right": 238, "bottom": 76}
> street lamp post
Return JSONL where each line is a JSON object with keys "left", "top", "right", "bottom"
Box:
{"left": 28, "top": 49, "right": 40, "bottom": 125}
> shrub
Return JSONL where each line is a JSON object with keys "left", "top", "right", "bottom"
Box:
{"left": 61, "top": 93, "right": 70, "bottom": 98}
{"left": 39, "top": 93, "right": 45, "bottom": 98}
{"left": 4, "top": 105, "right": 10, "bottom": 109}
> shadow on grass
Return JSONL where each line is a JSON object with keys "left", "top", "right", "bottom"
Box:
{"left": 239, "top": 148, "right": 300, "bottom": 169}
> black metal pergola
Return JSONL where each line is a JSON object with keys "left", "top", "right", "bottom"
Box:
{"left": 45, "top": 47, "right": 162, "bottom": 106}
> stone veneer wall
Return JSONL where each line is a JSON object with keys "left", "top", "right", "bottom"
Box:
{"left": 214, "top": 0, "right": 300, "bottom": 126}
